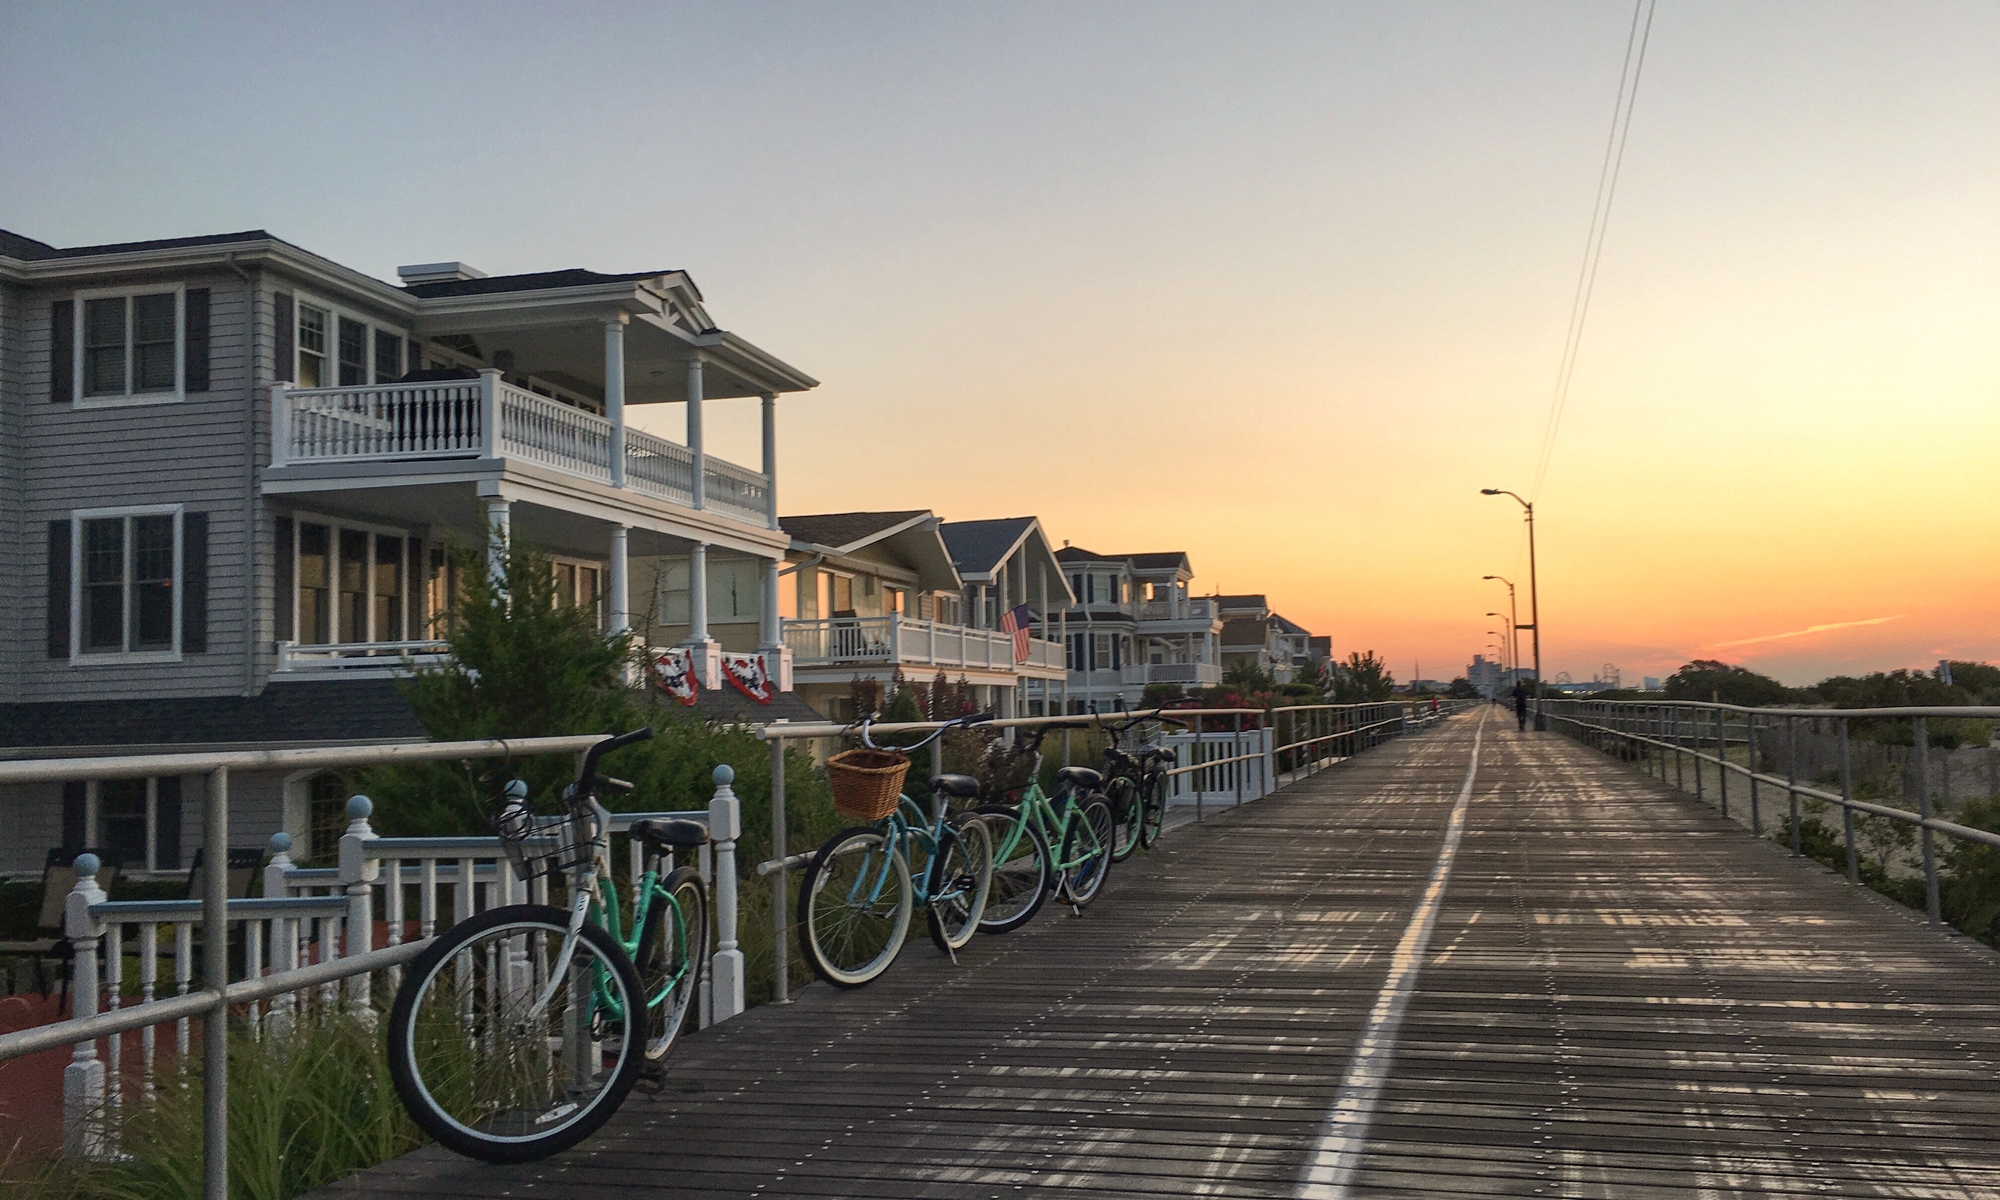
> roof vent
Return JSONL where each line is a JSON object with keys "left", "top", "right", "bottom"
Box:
{"left": 397, "top": 262, "right": 488, "bottom": 286}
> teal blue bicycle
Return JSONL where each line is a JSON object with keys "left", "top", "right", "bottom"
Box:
{"left": 972, "top": 721, "right": 1117, "bottom": 934}
{"left": 798, "top": 712, "right": 996, "bottom": 987}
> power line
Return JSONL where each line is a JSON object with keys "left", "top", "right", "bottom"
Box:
{"left": 1529, "top": 0, "right": 1657, "bottom": 500}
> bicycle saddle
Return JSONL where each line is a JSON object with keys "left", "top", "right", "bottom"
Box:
{"left": 629, "top": 818, "right": 710, "bottom": 849}
{"left": 1141, "top": 746, "right": 1177, "bottom": 766}
{"left": 929, "top": 773, "right": 981, "bottom": 799}
{"left": 1057, "top": 766, "right": 1103, "bottom": 789}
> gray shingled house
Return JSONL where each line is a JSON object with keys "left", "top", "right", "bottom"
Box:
{"left": 0, "top": 227, "right": 815, "bottom": 875}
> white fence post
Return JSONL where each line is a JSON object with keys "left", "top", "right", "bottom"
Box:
{"left": 62, "top": 854, "right": 109, "bottom": 1160}
{"left": 269, "top": 385, "right": 289, "bottom": 467}
{"left": 479, "top": 368, "right": 502, "bottom": 458}
{"left": 707, "top": 766, "right": 745, "bottom": 1022}
{"left": 338, "top": 796, "right": 379, "bottom": 1010}
{"left": 1261, "top": 726, "right": 1275, "bottom": 798}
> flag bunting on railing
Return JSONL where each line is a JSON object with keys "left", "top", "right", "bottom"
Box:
{"left": 722, "top": 653, "right": 774, "bottom": 704}
{"left": 655, "top": 648, "right": 700, "bottom": 706}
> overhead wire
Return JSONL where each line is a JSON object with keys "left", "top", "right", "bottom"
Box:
{"left": 1528, "top": 0, "right": 1657, "bottom": 501}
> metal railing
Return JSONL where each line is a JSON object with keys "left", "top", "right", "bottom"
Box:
{"left": 0, "top": 733, "right": 745, "bottom": 1200}
{"left": 1545, "top": 698, "right": 2000, "bottom": 925}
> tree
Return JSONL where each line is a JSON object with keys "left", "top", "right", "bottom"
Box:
{"left": 1662, "top": 660, "right": 1795, "bottom": 708}
{"left": 1330, "top": 650, "right": 1395, "bottom": 703}
{"left": 1446, "top": 676, "right": 1480, "bottom": 699}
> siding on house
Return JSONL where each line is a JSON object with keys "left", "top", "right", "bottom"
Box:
{"left": 0, "top": 283, "right": 26, "bottom": 703}
{"left": 13, "top": 272, "right": 255, "bottom": 702}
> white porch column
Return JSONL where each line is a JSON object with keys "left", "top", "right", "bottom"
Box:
{"left": 687, "top": 357, "right": 706, "bottom": 509}
{"left": 759, "top": 556, "right": 780, "bottom": 649}
{"left": 486, "top": 498, "right": 511, "bottom": 590}
{"left": 687, "top": 542, "right": 710, "bottom": 642}
{"left": 1058, "top": 603, "right": 1070, "bottom": 714}
{"left": 608, "top": 525, "right": 630, "bottom": 634}
{"left": 604, "top": 318, "right": 627, "bottom": 488}
{"left": 760, "top": 392, "right": 778, "bottom": 530}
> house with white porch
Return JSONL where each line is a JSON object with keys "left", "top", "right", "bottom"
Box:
{"left": 1046, "top": 547, "right": 1223, "bottom": 714}
{"left": 757, "top": 510, "right": 1066, "bottom": 720}
{"left": 1216, "top": 595, "right": 1321, "bottom": 684}
{"left": 0, "top": 225, "right": 814, "bottom": 876}
{"left": 934, "top": 518, "right": 1073, "bottom": 718}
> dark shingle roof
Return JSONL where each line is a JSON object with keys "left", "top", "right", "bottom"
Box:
{"left": 402, "top": 269, "right": 674, "bottom": 299}
{"left": 682, "top": 688, "right": 825, "bottom": 725}
{"left": 1270, "top": 612, "right": 1311, "bottom": 636}
{"left": 1054, "top": 546, "right": 1118, "bottom": 564}
{"left": 1214, "top": 594, "right": 1268, "bottom": 612}
{"left": 1220, "top": 618, "right": 1271, "bottom": 647}
{"left": 1054, "top": 548, "right": 1188, "bottom": 572}
{"left": 0, "top": 681, "right": 425, "bottom": 752}
{"left": 781, "top": 511, "right": 928, "bottom": 550}
{"left": 940, "top": 518, "right": 1036, "bottom": 575}
{"left": 0, "top": 228, "right": 276, "bottom": 261}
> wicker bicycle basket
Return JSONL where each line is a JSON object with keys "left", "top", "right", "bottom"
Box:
{"left": 827, "top": 748, "right": 911, "bottom": 821}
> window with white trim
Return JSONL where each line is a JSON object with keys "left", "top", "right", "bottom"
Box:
{"left": 554, "top": 558, "right": 604, "bottom": 628}
{"left": 61, "top": 777, "right": 183, "bottom": 873}
{"left": 658, "top": 557, "right": 760, "bottom": 624}
{"left": 290, "top": 295, "right": 407, "bottom": 389}
{"left": 276, "top": 514, "right": 412, "bottom": 645}
{"left": 74, "top": 507, "right": 183, "bottom": 658}
{"left": 76, "top": 287, "right": 183, "bottom": 402}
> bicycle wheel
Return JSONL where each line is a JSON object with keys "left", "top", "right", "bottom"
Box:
{"left": 1107, "top": 777, "right": 1141, "bottom": 862}
{"left": 635, "top": 865, "right": 707, "bottom": 1063}
{"left": 926, "top": 815, "right": 993, "bottom": 955}
{"left": 387, "top": 904, "right": 644, "bottom": 1163}
{"left": 799, "top": 826, "right": 913, "bottom": 988}
{"left": 1138, "top": 775, "right": 1168, "bottom": 849}
{"left": 1059, "top": 797, "right": 1116, "bottom": 908}
{"left": 973, "top": 805, "right": 1050, "bottom": 933}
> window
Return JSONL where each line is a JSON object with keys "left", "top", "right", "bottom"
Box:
{"left": 288, "top": 295, "right": 409, "bottom": 390}
{"left": 657, "top": 558, "right": 759, "bottom": 625}
{"left": 76, "top": 509, "right": 181, "bottom": 657}
{"left": 1095, "top": 633, "right": 1115, "bottom": 671}
{"left": 885, "top": 587, "right": 906, "bottom": 615}
{"left": 61, "top": 777, "right": 183, "bottom": 872}
{"left": 306, "top": 773, "right": 349, "bottom": 866}
{"left": 297, "top": 304, "right": 329, "bottom": 388}
{"left": 281, "top": 515, "right": 411, "bottom": 645}
{"left": 553, "top": 558, "right": 602, "bottom": 627}
{"left": 425, "top": 547, "right": 462, "bottom": 635}
{"left": 76, "top": 289, "right": 182, "bottom": 402}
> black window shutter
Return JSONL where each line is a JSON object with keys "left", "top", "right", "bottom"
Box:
{"left": 154, "top": 777, "right": 183, "bottom": 871}
{"left": 274, "top": 517, "right": 294, "bottom": 641}
{"left": 274, "top": 292, "right": 294, "bottom": 383}
{"left": 184, "top": 288, "right": 210, "bottom": 392}
{"left": 182, "top": 512, "right": 209, "bottom": 653}
{"left": 50, "top": 299, "right": 73, "bottom": 402}
{"left": 62, "top": 782, "right": 87, "bottom": 855}
{"left": 47, "top": 520, "right": 70, "bottom": 658}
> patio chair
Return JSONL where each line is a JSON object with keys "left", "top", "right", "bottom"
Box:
{"left": 0, "top": 849, "right": 123, "bottom": 999}
{"left": 183, "top": 845, "right": 266, "bottom": 900}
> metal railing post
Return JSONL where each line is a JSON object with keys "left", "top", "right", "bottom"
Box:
{"left": 1840, "top": 718, "right": 1858, "bottom": 884}
{"left": 1193, "top": 715, "right": 1204, "bottom": 823}
{"left": 203, "top": 766, "right": 229, "bottom": 1200}
{"left": 1715, "top": 707, "right": 1728, "bottom": 818}
{"left": 769, "top": 737, "right": 789, "bottom": 1004}
{"left": 708, "top": 766, "right": 745, "bottom": 1019}
{"left": 1747, "top": 715, "right": 1761, "bottom": 835}
{"left": 1232, "top": 714, "right": 1244, "bottom": 807}
{"left": 1787, "top": 718, "right": 1802, "bottom": 857}
{"left": 1914, "top": 716, "right": 1940, "bottom": 924}
{"left": 1674, "top": 707, "right": 1685, "bottom": 791}
{"left": 1694, "top": 707, "right": 1704, "bottom": 802}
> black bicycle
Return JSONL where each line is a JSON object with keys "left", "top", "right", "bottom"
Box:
{"left": 1099, "top": 713, "right": 1185, "bottom": 859}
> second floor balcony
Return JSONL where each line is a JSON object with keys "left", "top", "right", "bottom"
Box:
{"left": 785, "top": 616, "right": 1065, "bottom": 679}
{"left": 1067, "top": 661, "right": 1223, "bottom": 688}
{"left": 270, "top": 375, "right": 772, "bottom": 527}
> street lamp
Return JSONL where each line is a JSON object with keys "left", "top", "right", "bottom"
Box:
{"left": 1481, "top": 490, "right": 1543, "bottom": 729}
{"left": 1485, "top": 613, "right": 1513, "bottom": 674}
{"left": 1483, "top": 575, "right": 1520, "bottom": 682}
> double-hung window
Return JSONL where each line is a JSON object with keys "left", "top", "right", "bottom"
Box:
{"left": 75, "top": 288, "right": 183, "bottom": 403}
{"left": 72, "top": 507, "right": 183, "bottom": 660}
{"left": 285, "top": 295, "right": 406, "bottom": 388}
{"left": 276, "top": 515, "right": 413, "bottom": 647}
{"left": 61, "top": 777, "right": 184, "bottom": 873}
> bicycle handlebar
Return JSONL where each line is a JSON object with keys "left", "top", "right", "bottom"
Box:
{"left": 852, "top": 710, "right": 995, "bottom": 751}
{"left": 578, "top": 727, "right": 653, "bottom": 792}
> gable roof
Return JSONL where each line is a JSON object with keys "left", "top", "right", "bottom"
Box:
{"left": 1055, "top": 546, "right": 1122, "bottom": 565}
{"left": 940, "top": 518, "right": 1038, "bottom": 576}
{"left": 781, "top": 511, "right": 930, "bottom": 552}
{"left": 402, "top": 268, "right": 682, "bottom": 301}
{"left": 1127, "top": 552, "right": 1191, "bottom": 572}
{"left": 1215, "top": 594, "right": 1269, "bottom": 612}
{"left": 0, "top": 227, "right": 276, "bottom": 262}
{"left": 1270, "top": 612, "right": 1311, "bottom": 636}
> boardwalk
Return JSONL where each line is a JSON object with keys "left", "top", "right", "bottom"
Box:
{"left": 324, "top": 711, "right": 2000, "bottom": 1198}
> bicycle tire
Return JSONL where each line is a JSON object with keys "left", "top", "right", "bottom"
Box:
{"left": 1059, "top": 797, "right": 1116, "bottom": 908}
{"left": 798, "top": 825, "right": 913, "bottom": 988}
{"left": 386, "top": 903, "right": 644, "bottom": 1163}
{"left": 973, "top": 805, "right": 1051, "bottom": 933}
{"left": 1138, "top": 775, "right": 1168, "bottom": 849}
{"left": 926, "top": 814, "right": 993, "bottom": 955}
{"left": 1107, "top": 777, "right": 1141, "bottom": 862}
{"left": 635, "top": 865, "right": 706, "bottom": 1062}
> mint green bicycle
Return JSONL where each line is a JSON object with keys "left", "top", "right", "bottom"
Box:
{"left": 974, "top": 721, "right": 1116, "bottom": 933}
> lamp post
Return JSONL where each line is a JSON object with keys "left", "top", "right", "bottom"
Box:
{"left": 1483, "top": 575, "right": 1520, "bottom": 691}
{"left": 1486, "top": 613, "right": 1513, "bottom": 675}
{"left": 1481, "top": 491, "right": 1543, "bottom": 730}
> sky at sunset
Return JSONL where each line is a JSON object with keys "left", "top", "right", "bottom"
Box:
{"left": 5, "top": 1, "right": 1995, "bottom": 686}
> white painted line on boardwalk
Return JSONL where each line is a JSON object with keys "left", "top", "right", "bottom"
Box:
{"left": 1295, "top": 709, "right": 1486, "bottom": 1199}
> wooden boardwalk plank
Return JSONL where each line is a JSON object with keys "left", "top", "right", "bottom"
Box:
{"left": 314, "top": 713, "right": 2000, "bottom": 1198}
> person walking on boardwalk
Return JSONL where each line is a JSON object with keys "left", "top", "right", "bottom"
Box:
{"left": 1511, "top": 680, "right": 1529, "bottom": 731}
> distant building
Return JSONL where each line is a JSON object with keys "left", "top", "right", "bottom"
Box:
{"left": 1643, "top": 677, "right": 1662, "bottom": 692}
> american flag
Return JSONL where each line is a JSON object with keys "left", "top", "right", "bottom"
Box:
{"left": 999, "top": 603, "right": 1033, "bottom": 664}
